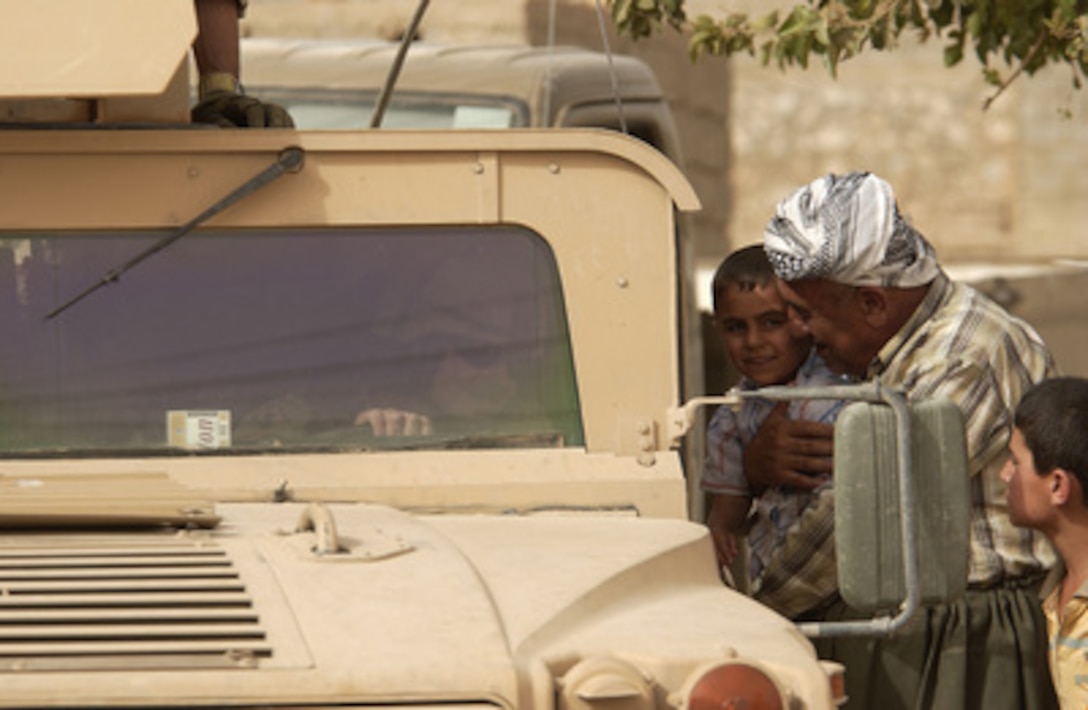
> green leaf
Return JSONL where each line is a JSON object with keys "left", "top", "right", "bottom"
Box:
{"left": 751, "top": 10, "right": 779, "bottom": 33}
{"left": 828, "top": 42, "right": 842, "bottom": 77}
{"left": 982, "top": 67, "right": 1003, "bottom": 86}
{"left": 814, "top": 16, "right": 831, "bottom": 47}
{"left": 759, "top": 40, "right": 774, "bottom": 65}
{"left": 930, "top": 0, "right": 955, "bottom": 28}
{"left": 966, "top": 9, "right": 982, "bottom": 39}
{"left": 944, "top": 43, "right": 964, "bottom": 66}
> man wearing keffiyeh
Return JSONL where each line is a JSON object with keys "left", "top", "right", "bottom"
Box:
{"left": 753, "top": 172, "right": 1059, "bottom": 709}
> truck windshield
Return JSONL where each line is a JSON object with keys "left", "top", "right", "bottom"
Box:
{"left": 249, "top": 89, "right": 525, "bottom": 130}
{"left": 0, "top": 226, "right": 583, "bottom": 455}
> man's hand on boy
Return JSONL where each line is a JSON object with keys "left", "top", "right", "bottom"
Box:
{"left": 744, "top": 402, "right": 833, "bottom": 492}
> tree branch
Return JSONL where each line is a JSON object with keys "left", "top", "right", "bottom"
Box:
{"left": 982, "top": 29, "right": 1049, "bottom": 111}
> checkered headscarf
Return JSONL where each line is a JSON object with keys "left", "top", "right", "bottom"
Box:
{"left": 763, "top": 172, "right": 939, "bottom": 288}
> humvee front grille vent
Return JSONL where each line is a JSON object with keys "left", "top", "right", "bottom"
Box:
{"left": 0, "top": 534, "right": 270, "bottom": 671}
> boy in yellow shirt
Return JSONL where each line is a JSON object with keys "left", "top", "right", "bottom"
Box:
{"left": 1004, "top": 376, "right": 1088, "bottom": 708}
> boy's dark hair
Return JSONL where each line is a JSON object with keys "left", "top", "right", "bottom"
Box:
{"left": 711, "top": 245, "right": 775, "bottom": 314}
{"left": 1014, "top": 377, "right": 1088, "bottom": 505}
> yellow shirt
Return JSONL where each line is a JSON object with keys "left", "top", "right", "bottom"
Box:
{"left": 1041, "top": 563, "right": 1088, "bottom": 708}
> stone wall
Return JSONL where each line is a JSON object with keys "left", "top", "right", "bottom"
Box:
{"left": 705, "top": 0, "right": 1088, "bottom": 265}
{"left": 242, "top": 0, "right": 527, "bottom": 43}
{"left": 730, "top": 43, "right": 1021, "bottom": 261}
{"left": 728, "top": 37, "right": 1088, "bottom": 265}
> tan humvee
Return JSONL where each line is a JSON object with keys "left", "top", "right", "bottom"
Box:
{"left": 0, "top": 3, "right": 971, "bottom": 708}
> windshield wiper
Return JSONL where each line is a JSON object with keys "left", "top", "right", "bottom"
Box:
{"left": 44, "top": 146, "right": 305, "bottom": 320}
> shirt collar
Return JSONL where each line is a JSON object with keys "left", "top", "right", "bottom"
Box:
{"left": 1040, "top": 558, "right": 1088, "bottom": 603}
{"left": 736, "top": 348, "right": 823, "bottom": 392}
{"left": 1042, "top": 559, "right": 1066, "bottom": 601}
{"left": 868, "top": 270, "right": 950, "bottom": 378}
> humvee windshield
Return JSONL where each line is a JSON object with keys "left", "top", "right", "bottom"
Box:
{"left": 0, "top": 226, "right": 583, "bottom": 455}
{"left": 252, "top": 89, "right": 524, "bottom": 130}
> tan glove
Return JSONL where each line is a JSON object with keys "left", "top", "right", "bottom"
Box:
{"left": 192, "top": 72, "right": 295, "bottom": 128}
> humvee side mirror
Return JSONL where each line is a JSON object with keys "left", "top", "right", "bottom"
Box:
{"left": 809, "top": 394, "right": 969, "bottom": 637}
{"left": 669, "top": 381, "right": 970, "bottom": 638}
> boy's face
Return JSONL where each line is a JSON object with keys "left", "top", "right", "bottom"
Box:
{"left": 715, "top": 282, "right": 810, "bottom": 387}
{"left": 1001, "top": 427, "right": 1055, "bottom": 530}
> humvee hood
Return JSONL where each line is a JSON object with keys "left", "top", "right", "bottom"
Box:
{"left": 0, "top": 500, "right": 727, "bottom": 706}
{"left": 202, "top": 502, "right": 713, "bottom": 705}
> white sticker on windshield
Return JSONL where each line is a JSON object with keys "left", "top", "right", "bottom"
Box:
{"left": 167, "top": 411, "right": 231, "bottom": 450}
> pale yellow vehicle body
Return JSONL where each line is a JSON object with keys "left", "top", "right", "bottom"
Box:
{"left": 0, "top": 3, "right": 841, "bottom": 708}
